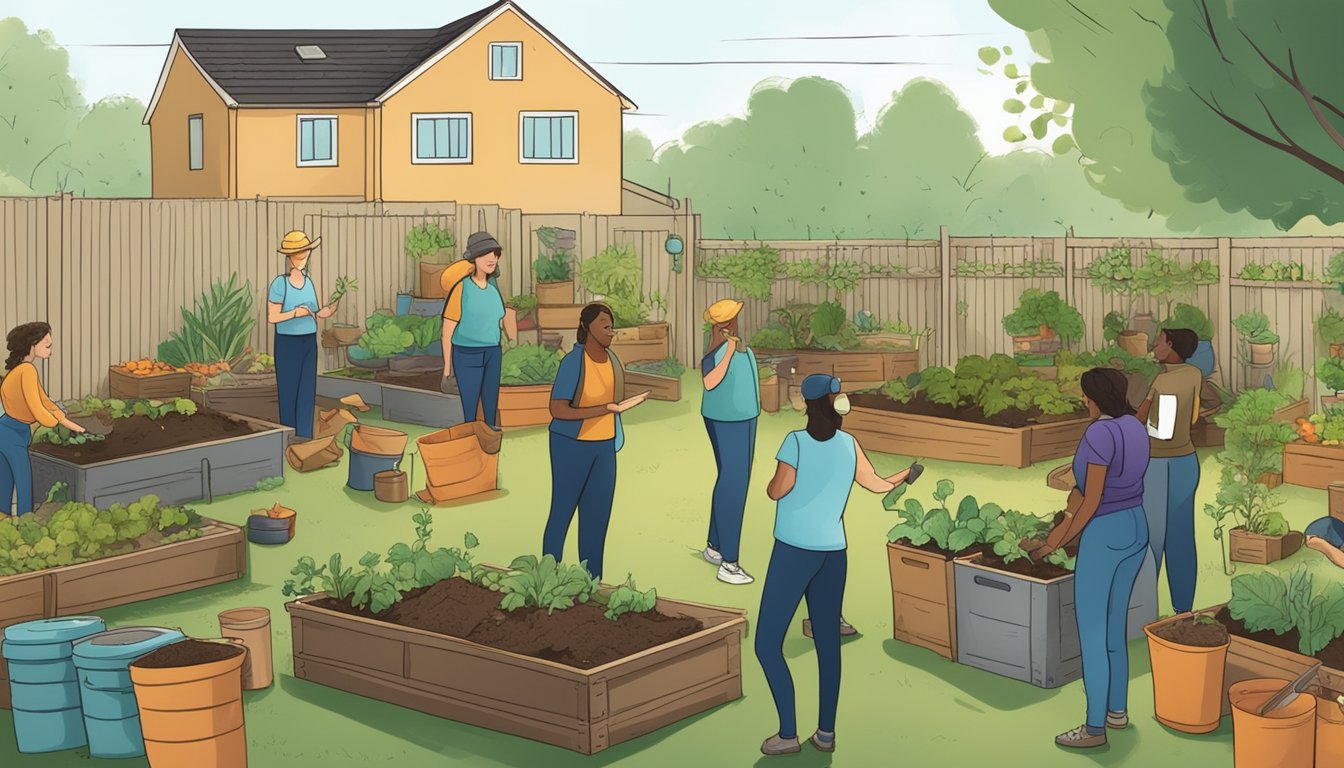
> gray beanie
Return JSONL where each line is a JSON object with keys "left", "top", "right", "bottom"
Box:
{"left": 464, "top": 231, "right": 502, "bottom": 261}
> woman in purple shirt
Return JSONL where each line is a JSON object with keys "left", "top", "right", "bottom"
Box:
{"left": 1028, "top": 367, "right": 1150, "bottom": 749}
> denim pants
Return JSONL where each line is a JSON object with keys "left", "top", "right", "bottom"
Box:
{"left": 1075, "top": 505, "right": 1149, "bottom": 730}
{"left": 452, "top": 344, "right": 502, "bottom": 429}
{"left": 0, "top": 413, "right": 34, "bottom": 515}
{"left": 275, "top": 333, "right": 317, "bottom": 439}
{"left": 754, "top": 540, "right": 847, "bottom": 739}
{"left": 704, "top": 417, "right": 757, "bottom": 563}
{"left": 1142, "top": 453, "right": 1200, "bottom": 613}
{"left": 542, "top": 432, "right": 617, "bottom": 580}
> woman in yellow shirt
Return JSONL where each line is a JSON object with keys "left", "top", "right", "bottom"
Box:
{"left": 1, "top": 323, "right": 85, "bottom": 515}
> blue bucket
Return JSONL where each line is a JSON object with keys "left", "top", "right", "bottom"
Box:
{"left": 395, "top": 294, "right": 413, "bottom": 316}
{"left": 3, "top": 616, "right": 107, "bottom": 753}
{"left": 72, "top": 627, "right": 186, "bottom": 759}
{"left": 348, "top": 448, "right": 402, "bottom": 491}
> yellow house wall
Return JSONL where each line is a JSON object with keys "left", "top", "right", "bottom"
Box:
{"left": 235, "top": 108, "right": 370, "bottom": 199}
{"left": 381, "top": 8, "right": 624, "bottom": 213}
{"left": 149, "top": 48, "right": 229, "bottom": 198}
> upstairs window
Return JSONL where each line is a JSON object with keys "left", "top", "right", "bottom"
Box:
{"left": 413, "top": 113, "right": 472, "bottom": 163}
{"left": 297, "top": 115, "right": 337, "bottom": 167}
{"left": 520, "top": 112, "right": 577, "bottom": 164}
{"left": 188, "top": 114, "right": 203, "bottom": 171}
{"left": 490, "top": 42, "right": 522, "bottom": 80}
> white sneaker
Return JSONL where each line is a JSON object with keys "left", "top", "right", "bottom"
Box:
{"left": 702, "top": 546, "right": 724, "bottom": 565}
{"left": 717, "top": 562, "right": 755, "bottom": 585}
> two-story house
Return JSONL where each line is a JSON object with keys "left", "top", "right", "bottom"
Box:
{"left": 143, "top": 0, "right": 643, "bottom": 214}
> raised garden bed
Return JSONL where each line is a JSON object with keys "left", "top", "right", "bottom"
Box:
{"left": 1211, "top": 604, "right": 1344, "bottom": 717}
{"left": 376, "top": 373, "right": 465, "bottom": 429}
{"left": 624, "top": 369, "right": 680, "bottom": 402}
{"left": 0, "top": 517, "right": 245, "bottom": 709}
{"left": 847, "top": 393, "right": 1091, "bottom": 468}
{"left": 108, "top": 365, "right": 192, "bottom": 400}
{"left": 286, "top": 580, "right": 746, "bottom": 754}
{"left": 610, "top": 323, "right": 671, "bottom": 364}
{"left": 1283, "top": 442, "right": 1344, "bottom": 489}
{"left": 887, "top": 541, "right": 982, "bottom": 661}
{"left": 191, "top": 372, "right": 280, "bottom": 423}
{"left": 318, "top": 369, "right": 385, "bottom": 407}
{"left": 755, "top": 348, "right": 918, "bottom": 389}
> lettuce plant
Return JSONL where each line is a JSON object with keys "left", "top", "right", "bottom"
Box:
{"left": 885, "top": 479, "right": 996, "bottom": 554}
{"left": 600, "top": 575, "right": 658, "bottom": 621}
{"left": 1229, "top": 568, "right": 1344, "bottom": 656}
{"left": 0, "top": 495, "right": 200, "bottom": 576}
{"left": 983, "top": 508, "right": 1075, "bottom": 571}
{"left": 358, "top": 322, "right": 414, "bottom": 358}
{"left": 497, "top": 554, "right": 598, "bottom": 614}
{"left": 500, "top": 344, "right": 563, "bottom": 385}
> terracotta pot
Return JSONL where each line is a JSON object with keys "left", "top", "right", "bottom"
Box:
{"left": 535, "top": 280, "right": 574, "bottom": 306}
{"left": 1117, "top": 330, "right": 1149, "bottom": 358}
{"left": 130, "top": 641, "right": 247, "bottom": 768}
{"left": 217, "top": 608, "right": 272, "bottom": 691}
{"left": 1131, "top": 312, "right": 1158, "bottom": 341}
{"left": 1038, "top": 325, "right": 1056, "bottom": 339}
{"left": 1144, "top": 615, "right": 1229, "bottom": 734}
{"left": 1308, "top": 685, "right": 1344, "bottom": 767}
{"left": 1249, "top": 342, "right": 1274, "bottom": 366}
{"left": 330, "top": 324, "right": 362, "bottom": 345}
{"left": 1228, "top": 679, "right": 1316, "bottom": 768}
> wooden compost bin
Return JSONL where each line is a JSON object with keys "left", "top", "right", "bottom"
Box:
{"left": 1212, "top": 602, "right": 1344, "bottom": 717}
{"left": 285, "top": 592, "right": 747, "bottom": 754}
{"left": 887, "top": 541, "right": 960, "bottom": 661}
{"left": 624, "top": 369, "right": 681, "bottom": 402}
{"left": 107, "top": 368, "right": 192, "bottom": 401}
{"left": 847, "top": 406, "right": 1091, "bottom": 468}
{"left": 191, "top": 373, "right": 280, "bottom": 423}
{"left": 316, "top": 373, "right": 385, "bottom": 407}
{"left": 1283, "top": 442, "right": 1344, "bottom": 490}
{"left": 28, "top": 416, "right": 292, "bottom": 508}
{"left": 756, "top": 348, "right": 918, "bottom": 390}
{"left": 381, "top": 382, "right": 465, "bottom": 429}
{"left": 0, "top": 519, "right": 246, "bottom": 709}
{"left": 610, "top": 323, "right": 671, "bottom": 364}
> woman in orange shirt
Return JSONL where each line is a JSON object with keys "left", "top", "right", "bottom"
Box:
{"left": 1, "top": 323, "right": 86, "bottom": 515}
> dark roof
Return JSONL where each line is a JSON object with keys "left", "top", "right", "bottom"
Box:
{"left": 173, "top": 1, "right": 631, "bottom": 106}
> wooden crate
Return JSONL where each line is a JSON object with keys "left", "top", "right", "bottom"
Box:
{"left": 1330, "top": 482, "right": 1344, "bottom": 522}
{"left": 756, "top": 349, "right": 919, "bottom": 389}
{"left": 108, "top": 367, "right": 192, "bottom": 400}
{"left": 286, "top": 591, "right": 746, "bottom": 754}
{"left": 887, "top": 541, "right": 959, "bottom": 661}
{"left": 0, "top": 520, "right": 246, "bottom": 709}
{"left": 537, "top": 304, "right": 585, "bottom": 331}
{"left": 610, "top": 323, "right": 671, "bottom": 364}
{"left": 846, "top": 405, "right": 1091, "bottom": 468}
{"left": 1283, "top": 443, "right": 1344, "bottom": 490}
{"left": 623, "top": 370, "right": 681, "bottom": 402}
{"left": 535, "top": 280, "right": 575, "bottom": 306}
{"left": 1228, "top": 529, "right": 1303, "bottom": 564}
{"left": 191, "top": 374, "right": 280, "bottom": 423}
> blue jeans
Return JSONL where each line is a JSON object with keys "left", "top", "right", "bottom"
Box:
{"left": 1307, "top": 516, "right": 1344, "bottom": 547}
{"left": 0, "top": 414, "right": 33, "bottom": 515}
{"left": 1142, "top": 453, "right": 1200, "bottom": 613}
{"left": 704, "top": 417, "right": 756, "bottom": 563}
{"left": 1076, "top": 505, "right": 1149, "bottom": 730}
{"left": 755, "top": 541, "right": 846, "bottom": 739}
{"left": 275, "top": 332, "right": 317, "bottom": 439}
{"left": 453, "top": 344, "right": 502, "bottom": 429}
{"left": 542, "top": 433, "right": 617, "bottom": 580}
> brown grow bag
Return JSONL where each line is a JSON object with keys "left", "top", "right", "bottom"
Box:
{"left": 285, "top": 436, "right": 343, "bottom": 473}
{"left": 349, "top": 424, "right": 408, "bottom": 456}
{"left": 416, "top": 421, "right": 502, "bottom": 503}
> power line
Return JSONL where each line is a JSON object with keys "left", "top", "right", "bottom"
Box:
{"left": 722, "top": 33, "right": 988, "bottom": 41}
{"left": 594, "top": 60, "right": 944, "bottom": 66}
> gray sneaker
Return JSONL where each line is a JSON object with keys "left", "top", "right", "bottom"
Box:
{"left": 802, "top": 617, "right": 859, "bottom": 638}
{"left": 760, "top": 734, "right": 801, "bottom": 755}
{"left": 810, "top": 731, "right": 835, "bottom": 752}
{"left": 1055, "top": 724, "right": 1106, "bottom": 749}
{"left": 702, "top": 546, "right": 723, "bottom": 566}
{"left": 1106, "top": 710, "right": 1129, "bottom": 729}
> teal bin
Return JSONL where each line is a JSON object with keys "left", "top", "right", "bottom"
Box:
{"left": 73, "top": 627, "right": 186, "bottom": 759}
{"left": 3, "top": 616, "right": 107, "bottom": 753}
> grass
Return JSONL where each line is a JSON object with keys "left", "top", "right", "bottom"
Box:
{"left": 2, "top": 375, "right": 1336, "bottom": 766}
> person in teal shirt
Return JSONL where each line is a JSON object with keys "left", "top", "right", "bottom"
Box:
{"left": 699, "top": 299, "right": 760, "bottom": 585}
{"left": 441, "top": 231, "right": 517, "bottom": 428}
{"left": 267, "top": 230, "right": 338, "bottom": 439}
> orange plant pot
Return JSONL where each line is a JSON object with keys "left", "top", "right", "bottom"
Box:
{"left": 130, "top": 642, "right": 247, "bottom": 768}
{"left": 1144, "top": 617, "right": 1230, "bottom": 734}
{"left": 1309, "top": 686, "right": 1344, "bottom": 766}
{"left": 1229, "top": 678, "right": 1316, "bottom": 768}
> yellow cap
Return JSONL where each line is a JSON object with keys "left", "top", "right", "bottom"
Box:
{"left": 277, "top": 230, "right": 321, "bottom": 254}
{"left": 703, "top": 299, "right": 745, "bottom": 324}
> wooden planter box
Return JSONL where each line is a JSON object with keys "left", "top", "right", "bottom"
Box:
{"left": 535, "top": 280, "right": 574, "bottom": 306}
{"left": 191, "top": 374, "right": 280, "bottom": 423}
{"left": 1193, "top": 398, "right": 1308, "bottom": 448}
{"left": 1284, "top": 442, "right": 1344, "bottom": 490}
{"left": 108, "top": 368, "right": 192, "bottom": 401}
{"left": 887, "top": 541, "right": 959, "bottom": 661}
{"left": 1331, "top": 482, "right": 1344, "bottom": 522}
{"left": 537, "top": 304, "right": 585, "bottom": 331}
{"left": 0, "top": 519, "right": 245, "bottom": 709}
{"left": 285, "top": 591, "right": 747, "bottom": 754}
{"left": 1229, "top": 529, "right": 1303, "bottom": 564}
{"left": 381, "top": 382, "right": 465, "bottom": 429}
{"left": 29, "top": 416, "right": 292, "bottom": 509}
{"left": 847, "top": 406, "right": 1091, "bottom": 468}
{"left": 624, "top": 370, "right": 681, "bottom": 402}
{"left": 1214, "top": 602, "right": 1344, "bottom": 717}
{"left": 497, "top": 384, "right": 552, "bottom": 428}
{"left": 610, "top": 323, "right": 671, "bottom": 364}
{"left": 755, "top": 349, "right": 919, "bottom": 389}
{"left": 317, "top": 373, "right": 384, "bottom": 407}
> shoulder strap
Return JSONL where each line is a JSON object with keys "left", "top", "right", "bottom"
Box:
{"left": 568, "top": 350, "right": 585, "bottom": 409}
{"left": 610, "top": 349, "right": 625, "bottom": 400}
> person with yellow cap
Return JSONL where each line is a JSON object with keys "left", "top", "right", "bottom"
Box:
{"left": 700, "top": 298, "right": 760, "bottom": 585}
{"left": 267, "top": 230, "right": 339, "bottom": 440}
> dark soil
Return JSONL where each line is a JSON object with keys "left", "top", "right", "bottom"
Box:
{"left": 1150, "top": 615, "right": 1230, "bottom": 647}
{"left": 315, "top": 577, "right": 704, "bottom": 669}
{"left": 30, "top": 410, "right": 260, "bottom": 465}
{"left": 1215, "top": 606, "right": 1344, "bottom": 670}
{"left": 971, "top": 547, "right": 1078, "bottom": 581}
{"left": 132, "top": 639, "right": 244, "bottom": 668}
{"left": 376, "top": 370, "right": 442, "bottom": 393}
{"left": 893, "top": 540, "right": 993, "bottom": 561}
{"left": 850, "top": 391, "right": 1086, "bottom": 429}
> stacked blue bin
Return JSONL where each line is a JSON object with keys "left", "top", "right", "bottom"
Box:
{"left": 2, "top": 616, "right": 107, "bottom": 753}
{"left": 73, "top": 627, "right": 186, "bottom": 758}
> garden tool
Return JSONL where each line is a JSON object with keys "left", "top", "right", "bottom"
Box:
{"left": 1257, "top": 662, "right": 1322, "bottom": 716}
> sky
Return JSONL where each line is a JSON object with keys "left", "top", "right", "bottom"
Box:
{"left": 3, "top": 0, "right": 1035, "bottom": 155}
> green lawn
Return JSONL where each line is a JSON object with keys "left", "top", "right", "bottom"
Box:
{"left": 3, "top": 377, "right": 1335, "bottom": 767}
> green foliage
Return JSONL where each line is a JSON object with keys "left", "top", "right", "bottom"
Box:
{"left": 1270, "top": 361, "right": 1306, "bottom": 402}
{"left": 157, "top": 274, "right": 255, "bottom": 367}
{"left": 497, "top": 554, "right": 598, "bottom": 614}
{"left": 392, "top": 315, "right": 440, "bottom": 352}
{"left": 901, "top": 355, "right": 1083, "bottom": 418}
{"left": 1233, "top": 311, "right": 1279, "bottom": 345}
{"left": 404, "top": 223, "right": 455, "bottom": 261}
{"left": 1229, "top": 569, "right": 1344, "bottom": 657}
{"left": 982, "top": 508, "right": 1073, "bottom": 570}
{"left": 580, "top": 245, "right": 661, "bottom": 328}
{"left": 884, "top": 479, "right": 996, "bottom": 554}
{"left": 33, "top": 425, "right": 106, "bottom": 447}
{"left": 1305, "top": 408, "right": 1344, "bottom": 444}
{"left": 601, "top": 575, "right": 658, "bottom": 621}
{"left": 1002, "top": 290, "right": 1084, "bottom": 344}
{"left": 748, "top": 326, "right": 795, "bottom": 350}
{"left": 1101, "top": 311, "right": 1128, "bottom": 344}
{"left": 534, "top": 249, "right": 573, "bottom": 283}
{"left": 358, "top": 322, "right": 414, "bottom": 358}
{"left": 328, "top": 276, "right": 359, "bottom": 305}
{"left": 695, "top": 246, "right": 782, "bottom": 301}
{"left": 759, "top": 365, "right": 776, "bottom": 382}
{"left": 44, "top": 482, "right": 70, "bottom": 505}
{"left": 1317, "top": 307, "right": 1344, "bottom": 346}
{"left": 1075, "top": 345, "right": 1160, "bottom": 381}
{"left": 1319, "top": 357, "right": 1344, "bottom": 394}
{"left": 779, "top": 258, "right": 869, "bottom": 300}
{"left": 880, "top": 378, "right": 914, "bottom": 404}
{"left": 809, "top": 301, "right": 849, "bottom": 346}
{"left": 38, "top": 397, "right": 197, "bottom": 443}
{"left": 750, "top": 303, "right": 862, "bottom": 352}
{"left": 1161, "top": 303, "right": 1215, "bottom": 341}
{"left": 254, "top": 476, "right": 285, "bottom": 492}
{"left": 505, "top": 293, "right": 537, "bottom": 313}
{"left": 499, "top": 344, "right": 564, "bottom": 385}
{"left": 628, "top": 357, "right": 687, "bottom": 379}
{"left": 0, "top": 495, "right": 201, "bottom": 577}
{"left": 1237, "top": 262, "right": 1316, "bottom": 282}
{"left": 954, "top": 258, "right": 1064, "bottom": 278}
{"left": 1328, "top": 253, "right": 1344, "bottom": 293}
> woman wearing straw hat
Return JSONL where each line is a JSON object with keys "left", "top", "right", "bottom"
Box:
{"left": 440, "top": 231, "right": 517, "bottom": 429}
{"left": 700, "top": 298, "right": 760, "bottom": 585}
{"left": 267, "top": 230, "right": 339, "bottom": 440}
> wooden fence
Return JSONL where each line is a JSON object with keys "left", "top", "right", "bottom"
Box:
{"left": 696, "top": 230, "right": 1344, "bottom": 408}
{"left": 0, "top": 195, "right": 697, "bottom": 400}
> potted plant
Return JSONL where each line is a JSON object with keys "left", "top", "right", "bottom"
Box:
{"left": 506, "top": 293, "right": 538, "bottom": 332}
{"left": 1001, "top": 289, "right": 1084, "bottom": 364}
{"left": 1161, "top": 302, "right": 1217, "bottom": 377}
{"left": 1234, "top": 311, "right": 1280, "bottom": 366}
{"left": 533, "top": 227, "right": 576, "bottom": 307}
{"left": 496, "top": 343, "right": 564, "bottom": 427}
{"left": 1143, "top": 612, "right": 1231, "bottom": 734}
{"left": 580, "top": 245, "right": 670, "bottom": 363}
{"left": 1319, "top": 307, "right": 1344, "bottom": 360}
{"left": 1321, "top": 356, "right": 1344, "bottom": 409}
{"left": 759, "top": 364, "right": 779, "bottom": 413}
{"left": 405, "top": 223, "right": 456, "bottom": 301}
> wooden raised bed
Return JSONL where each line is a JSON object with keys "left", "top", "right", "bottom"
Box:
{"left": 28, "top": 415, "right": 292, "bottom": 508}
{"left": 847, "top": 406, "right": 1091, "bottom": 468}
{"left": 624, "top": 369, "right": 681, "bottom": 402}
{"left": 610, "top": 323, "right": 671, "bottom": 364}
{"left": 1212, "top": 603, "right": 1344, "bottom": 717}
{"left": 317, "top": 372, "right": 385, "bottom": 407}
{"left": 1283, "top": 442, "right": 1344, "bottom": 490}
{"left": 191, "top": 373, "right": 280, "bottom": 423}
{"left": 537, "top": 304, "right": 585, "bottom": 331}
{"left": 0, "top": 519, "right": 246, "bottom": 709}
{"left": 108, "top": 367, "right": 192, "bottom": 401}
{"left": 1331, "top": 482, "right": 1344, "bottom": 522}
{"left": 285, "top": 591, "right": 746, "bottom": 754}
{"left": 1192, "top": 398, "right": 1308, "bottom": 448}
{"left": 755, "top": 348, "right": 919, "bottom": 389}
{"left": 888, "top": 542, "right": 959, "bottom": 661}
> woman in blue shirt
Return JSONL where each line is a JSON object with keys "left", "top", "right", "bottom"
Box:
{"left": 1028, "top": 367, "right": 1150, "bottom": 749}
{"left": 700, "top": 299, "right": 760, "bottom": 585}
{"left": 267, "top": 230, "right": 338, "bottom": 440}
{"left": 756, "top": 374, "right": 918, "bottom": 756}
{"left": 441, "top": 231, "right": 517, "bottom": 429}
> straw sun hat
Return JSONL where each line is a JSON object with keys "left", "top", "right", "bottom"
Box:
{"left": 277, "top": 230, "right": 321, "bottom": 255}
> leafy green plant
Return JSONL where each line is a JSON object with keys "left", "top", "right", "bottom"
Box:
{"left": 1101, "top": 311, "right": 1127, "bottom": 343}
{"left": 534, "top": 250, "right": 573, "bottom": 283}
{"left": 696, "top": 246, "right": 781, "bottom": 301}
{"left": 628, "top": 357, "right": 687, "bottom": 378}
{"left": 500, "top": 344, "right": 564, "bottom": 385}
{"left": 33, "top": 426, "right": 106, "bottom": 447}
{"left": 328, "top": 276, "right": 359, "bottom": 305}
{"left": 884, "top": 479, "right": 997, "bottom": 553}
{"left": 157, "top": 274, "right": 255, "bottom": 367}
{"left": 393, "top": 315, "right": 440, "bottom": 352}
{"left": 1233, "top": 311, "right": 1279, "bottom": 345}
{"left": 1318, "top": 307, "right": 1344, "bottom": 347}
{"left": 405, "top": 223, "right": 455, "bottom": 262}
{"left": 0, "top": 495, "right": 202, "bottom": 577}
{"left": 1320, "top": 356, "right": 1344, "bottom": 395}
{"left": 880, "top": 378, "right": 914, "bottom": 404}
{"left": 1161, "top": 303, "right": 1215, "bottom": 341}
{"left": 600, "top": 575, "right": 658, "bottom": 621}
{"left": 497, "top": 554, "right": 598, "bottom": 614}
{"left": 506, "top": 293, "right": 537, "bottom": 313}
{"left": 1328, "top": 252, "right": 1344, "bottom": 294}
{"left": 358, "top": 322, "right": 414, "bottom": 358}
{"left": 1237, "top": 261, "right": 1312, "bottom": 282}
{"left": 44, "top": 482, "right": 70, "bottom": 505}
{"left": 580, "top": 245, "right": 661, "bottom": 327}
{"left": 780, "top": 257, "right": 865, "bottom": 301}
{"left": 900, "top": 355, "right": 1082, "bottom": 418}
{"left": 748, "top": 326, "right": 795, "bottom": 350}
{"left": 983, "top": 508, "right": 1075, "bottom": 570}
{"left": 1229, "top": 568, "right": 1344, "bottom": 657}
{"left": 1002, "top": 289, "right": 1085, "bottom": 344}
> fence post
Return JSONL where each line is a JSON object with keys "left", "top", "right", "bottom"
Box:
{"left": 939, "top": 225, "right": 952, "bottom": 366}
{"left": 1217, "top": 237, "right": 1233, "bottom": 390}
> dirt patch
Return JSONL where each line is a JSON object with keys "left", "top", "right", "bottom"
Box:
{"left": 132, "top": 639, "right": 243, "bottom": 668}
{"left": 850, "top": 391, "right": 1086, "bottom": 429}
{"left": 971, "top": 550, "right": 1077, "bottom": 581}
{"left": 893, "top": 540, "right": 993, "bottom": 561}
{"left": 1150, "top": 615, "right": 1230, "bottom": 647}
{"left": 315, "top": 577, "right": 704, "bottom": 669}
{"left": 30, "top": 410, "right": 260, "bottom": 465}
{"left": 1215, "top": 606, "right": 1344, "bottom": 670}
{"left": 376, "top": 370, "right": 441, "bottom": 393}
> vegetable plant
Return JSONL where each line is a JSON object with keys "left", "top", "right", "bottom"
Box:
{"left": 1228, "top": 568, "right": 1344, "bottom": 657}
{"left": 534, "top": 249, "right": 573, "bottom": 283}
{"left": 404, "top": 223, "right": 455, "bottom": 262}
{"left": 695, "top": 246, "right": 781, "bottom": 301}
{"left": 499, "top": 344, "right": 563, "bottom": 386}
{"left": 1075, "top": 345, "right": 1160, "bottom": 381}
{"left": 759, "top": 364, "right": 776, "bottom": 382}
{"left": 1318, "top": 307, "right": 1344, "bottom": 347}
{"left": 1160, "top": 303, "right": 1215, "bottom": 341}
{"left": 1237, "top": 261, "right": 1312, "bottom": 282}
{"left": 1101, "top": 311, "right": 1127, "bottom": 344}
{"left": 36, "top": 396, "right": 198, "bottom": 447}
{"left": 328, "top": 275, "right": 359, "bottom": 305}
{"left": 497, "top": 554, "right": 598, "bottom": 614}
{"left": 899, "top": 354, "right": 1083, "bottom": 419}
{"left": 357, "top": 314, "right": 414, "bottom": 358}
{"left": 157, "top": 274, "right": 255, "bottom": 367}
{"left": 1328, "top": 252, "right": 1344, "bottom": 294}
{"left": 580, "top": 245, "right": 663, "bottom": 327}
{"left": 1233, "top": 311, "right": 1279, "bottom": 345}
{"left": 1320, "top": 357, "right": 1344, "bottom": 398}
{"left": 393, "top": 315, "right": 440, "bottom": 352}
{"left": 628, "top": 357, "right": 687, "bottom": 379}
{"left": 1295, "top": 408, "right": 1344, "bottom": 446}
{"left": 598, "top": 575, "right": 658, "bottom": 621}
{"left": 1002, "top": 290, "right": 1085, "bottom": 344}
{"left": 0, "top": 495, "right": 202, "bottom": 577}
{"left": 884, "top": 479, "right": 997, "bottom": 554}
{"left": 983, "top": 508, "right": 1075, "bottom": 570}
{"left": 505, "top": 293, "right": 537, "bottom": 314}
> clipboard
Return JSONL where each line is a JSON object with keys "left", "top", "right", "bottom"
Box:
{"left": 1147, "top": 394, "right": 1177, "bottom": 440}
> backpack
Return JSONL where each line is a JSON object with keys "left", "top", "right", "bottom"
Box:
{"left": 441, "top": 260, "right": 499, "bottom": 322}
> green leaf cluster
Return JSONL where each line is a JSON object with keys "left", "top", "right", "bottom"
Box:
{"left": 579, "top": 245, "right": 665, "bottom": 328}
{"left": 696, "top": 246, "right": 782, "bottom": 301}
{"left": 981, "top": 507, "right": 1074, "bottom": 570}
{"left": 157, "top": 274, "right": 255, "bottom": 367}
{"left": 1075, "top": 345, "right": 1160, "bottom": 381}
{"left": 34, "top": 425, "right": 106, "bottom": 447}
{"left": 499, "top": 344, "right": 564, "bottom": 385}
{"left": 628, "top": 357, "right": 687, "bottom": 379}
{"left": 750, "top": 302, "right": 863, "bottom": 351}
{"left": 1233, "top": 311, "right": 1279, "bottom": 345}
{"left": 358, "top": 314, "right": 415, "bottom": 358}
{"left": 534, "top": 249, "right": 573, "bottom": 283}
{"left": 1305, "top": 408, "right": 1344, "bottom": 443}
{"left": 900, "top": 354, "right": 1082, "bottom": 418}
{"left": 1002, "top": 289, "right": 1084, "bottom": 343}
{"left": 39, "top": 397, "right": 198, "bottom": 445}
{"left": 328, "top": 275, "right": 359, "bottom": 305}
{"left": 506, "top": 293, "right": 538, "bottom": 313}
{"left": 404, "top": 223, "right": 455, "bottom": 262}
{"left": 1160, "top": 303, "right": 1215, "bottom": 341}
{"left": 1230, "top": 568, "right": 1344, "bottom": 657}
{"left": 497, "top": 554, "right": 598, "bottom": 615}
{"left": 1317, "top": 307, "right": 1344, "bottom": 347}
{"left": 0, "top": 495, "right": 200, "bottom": 577}
{"left": 1320, "top": 357, "right": 1344, "bottom": 394}
{"left": 954, "top": 258, "right": 1063, "bottom": 277}
{"left": 885, "top": 479, "right": 998, "bottom": 554}
{"left": 600, "top": 575, "right": 658, "bottom": 621}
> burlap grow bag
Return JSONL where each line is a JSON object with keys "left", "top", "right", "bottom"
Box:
{"left": 286, "top": 436, "right": 343, "bottom": 473}
{"left": 416, "top": 421, "right": 502, "bottom": 503}
{"left": 350, "top": 424, "right": 408, "bottom": 456}
{"left": 313, "top": 407, "right": 357, "bottom": 440}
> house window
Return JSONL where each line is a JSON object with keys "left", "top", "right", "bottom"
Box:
{"left": 412, "top": 113, "right": 472, "bottom": 164}
{"left": 490, "top": 43, "right": 522, "bottom": 80}
{"left": 520, "top": 112, "right": 578, "bottom": 164}
{"left": 188, "top": 114, "right": 203, "bottom": 171}
{"left": 297, "top": 115, "right": 338, "bottom": 167}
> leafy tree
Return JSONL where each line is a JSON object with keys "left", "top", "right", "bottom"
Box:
{"left": 61, "top": 97, "right": 151, "bottom": 197}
